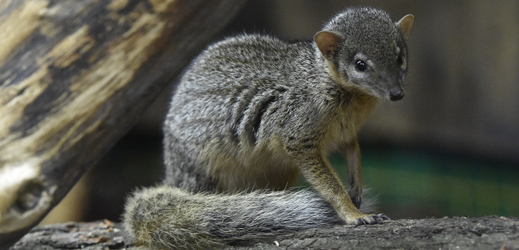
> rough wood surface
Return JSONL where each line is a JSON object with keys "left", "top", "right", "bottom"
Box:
{"left": 9, "top": 217, "right": 519, "bottom": 250}
{"left": 0, "top": 0, "right": 246, "bottom": 248}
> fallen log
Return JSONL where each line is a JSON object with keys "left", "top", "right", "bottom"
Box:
{"left": 0, "top": 0, "right": 247, "bottom": 248}
{"left": 9, "top": 216, "right": 519, "bottom": 250}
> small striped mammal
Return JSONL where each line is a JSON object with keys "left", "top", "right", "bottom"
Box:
{"left": 124, "top": 7, "right": 414, "bottom": 249}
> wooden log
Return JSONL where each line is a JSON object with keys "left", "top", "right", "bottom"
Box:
{"left": 9, "top": 217, "right": 519, "bottom": 250}
{"left": 0, "top": 0, "right": 247, "bottom": 248}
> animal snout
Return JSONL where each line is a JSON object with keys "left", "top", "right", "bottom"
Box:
{"left": 389, "top": 89, "right": 404, "bottom": 101}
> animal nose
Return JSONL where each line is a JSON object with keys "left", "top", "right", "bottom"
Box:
{"left": 389, "top": 89, "right": 404, "bottom": 101}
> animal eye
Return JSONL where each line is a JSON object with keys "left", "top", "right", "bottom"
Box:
{"left": 355, "top": 60, "right": 367, "bottom": 72}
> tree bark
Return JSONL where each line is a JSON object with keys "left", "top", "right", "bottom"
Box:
{"left": 9, "top": 217, "right": 519, "bottom": 250}
{"left": 0, "top": 0, "right": 247, "bottom": 248}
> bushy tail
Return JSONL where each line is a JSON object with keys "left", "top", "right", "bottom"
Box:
{"left": 123, "top": 185, "right": 376, "bottom": 250}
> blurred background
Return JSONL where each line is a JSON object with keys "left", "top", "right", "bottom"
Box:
{"left": 41, "top": 0, "right": 519, "bottom": 224}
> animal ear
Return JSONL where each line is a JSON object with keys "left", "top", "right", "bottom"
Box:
{"left": 314, "top": 31, "right": 343, "bottom": 60}
{"left": 396, "top": 14, "right": 414, "bottom": 40}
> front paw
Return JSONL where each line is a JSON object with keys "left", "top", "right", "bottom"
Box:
{"left": 354, "top": 213, "right": 390, "bottom": 225}
{"left": 344, "top": 213, "right": 390, "bottom": 225}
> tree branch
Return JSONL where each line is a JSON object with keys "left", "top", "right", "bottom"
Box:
{"left": 0, "top": 0, "right": 247, "bottom": 248}
{"left": 9, "top": 217, "right": 519, "bottom": 250}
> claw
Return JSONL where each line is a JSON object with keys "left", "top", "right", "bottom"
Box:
{"left": 355, "top": 218, "right": 367, "bottom": 225}
{"left": 353, "top": 213, "right": 390, "bottom": 225}
{"left": 380, "top": 214, "right": 391, "bottom": 220}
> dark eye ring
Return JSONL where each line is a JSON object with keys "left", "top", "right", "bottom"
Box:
{"left": 355, "top": 60, "right": 368, "bottom": 72}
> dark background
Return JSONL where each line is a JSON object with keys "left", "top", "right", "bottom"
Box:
{"left": 41, "top": 0, "right": 519, "bottom": 224}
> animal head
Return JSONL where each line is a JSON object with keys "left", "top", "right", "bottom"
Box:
{"left": 315, "top": 8, "right": 414, "bottom": 101}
